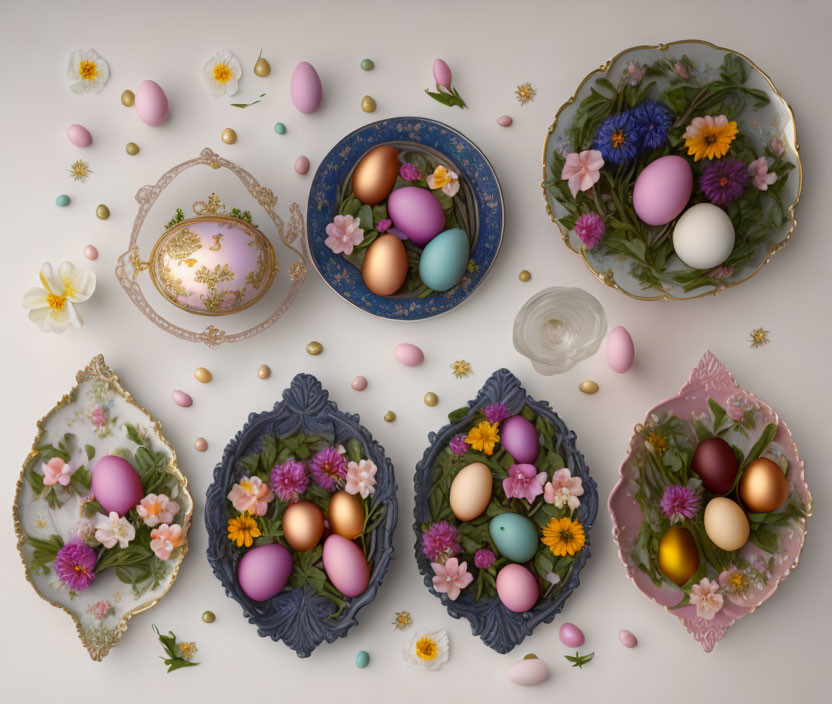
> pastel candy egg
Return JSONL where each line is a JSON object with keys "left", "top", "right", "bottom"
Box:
{"left": 559, "top": 622, "right": 585, "bottom": 648}
{"left": 134, "top": 80, "right": 170, "bottom": 127}
{"left": 418, "top": 228, "right": 469, "bottom": 291}
{"left": 449, "top": 462, "right": 492, "bottom": 521}
{"left": 606, "top": 326, "right": 635, "bottom": 373}
{"left": 497, "top": 115, "right": 513, "bottom": 127}
{"left": 500, "top": 415, "right": 539, "bottom": 463}
{"left": 66, "top": 124, "right": 92, "bottom": 147}
{"left": 489, "top": 512, "right": 538, "bottom": 563}
{"left": 619, "top": 630, "right": 638, "bottom": 648}
{"left": 496, "top": 564, "right": 540, "bottom": 612}
{"left": 351, "top": 375, "right": 368, "bottom": 391}
{"left": 506, "top": 655, "right": 550, "bottom": 686}
{"left": 294, "top": 155, "right": 310, "bottom": 175}
{"left": 171, "top": 390, "right": 193, "bottom": 407}
{"left": 672, "top": 202, "right": 735, "bottom": 270}
{"left": 386, "top": 187, "right": 446, "bottom": 247}
{"left": 290, "top": 61, "right": 323, "bottom": 114}
{"left": 633, "top": 155, "right": 693, "bottom": 226}
{"left": 322, "top": 534, "right": 370, "bottom": 597}
{"left": 83, "top": 244, "right": 98, "bottom": 260}
{"left": 91, "top": 455, "right": 144, "bottom": 516}
{"left": 236, "top": 543, "right": 292, "bottom": 601}
{"left": 393, "top": 343, "right": 424, "bottom": 367}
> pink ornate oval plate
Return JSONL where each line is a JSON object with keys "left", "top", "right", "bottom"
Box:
{"left": 609, "top": 351, "right": 811, "bottom": 651}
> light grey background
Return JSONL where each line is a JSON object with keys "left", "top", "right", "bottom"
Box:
{"left": 0, "top": 0, "right": 827, "bottom": 701}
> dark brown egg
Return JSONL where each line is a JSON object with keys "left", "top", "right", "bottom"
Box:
{"left": 351, "top": 145, "right": 400, "bottom": 205}
{"left": 361, "top": 234, "right": 408, "bottom": 296}
{"left": 691, "top": 437, "right": 738, "bottom": 494}
{"left": 739, "top": 458, "right": 790, "bottom": 513}
{"left": 282, "top": 500, "right": 325, "bottom": 551}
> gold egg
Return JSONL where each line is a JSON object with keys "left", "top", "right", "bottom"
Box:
{"left": 306, "top": 341, "right": 323, "bottom": 355}
{"left": 384, "top": 411, "right": 396, "bottom": 422}
{"left": 739, "top": 458, "right": 789, "bottom": 513}
{"left": 121, "top": 89, "right": 135, "bottom": 107}
{"left": 125, "top": 142, "right": 140, "bottom": 155}
{"left": 351, "top": 145, "right": 400, "bottom": 205}
{"left": 449, "top": 462, "right": 493, "bottom": 521}
{"left": 361, "top": 233, "right": 408, "bottom": 296}
{"left": 328, "top": 490, "right": 365, "bottom": 540}
{"left": 194, "top": 367, "right": 212, "bottom": 383}
{"left": 221, "top": 128, "right": 238, "bottom": 145}
{"left": 579, "top": 380, "right": 599, "bottom": 395}
{"left": 254, "top": 57, "right": 271, "bottom": 77}
{"left": 202, "top": 610, "right": 216, "bottom": 623}
{"left": 518, "top": 270, "right": 531, "bottom": 282}
{"left": 658, "top": 525, "right": 699, "bottom": 586}
{"left": 282, "top": 500, "right": 325, "bottom": 551}
{"left": 424, "top": 392, "right": 439, "bottom": 407}
{"left": 257, "top": 364, "right": 271, "bottom": 379}
{"left": 703, "top": 497, "right": 750, "bottom": 552}
{"left": 361, "top": 95, "right": 377, "bottom": 113}
{"left": 96, "top": 204, "right": 110, "bottom": 220}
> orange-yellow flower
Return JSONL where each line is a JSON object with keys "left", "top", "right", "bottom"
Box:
{"left": 541, "top": 516, "right": 586, "bottom": 557}
{"left": 683, "top": 114, "right": 738, "bottom": 161}
{"left": 465, "top": 421, "right": 500, "bottom": 455}
{"left": 227, "top": 513, "right": 260, "bottom": 548}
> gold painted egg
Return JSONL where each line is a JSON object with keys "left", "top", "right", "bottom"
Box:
{"left": 149, "top": 216, "right": 277, "bottom": 316}
{"left": 328, "top": 490, "right": 365, "bottom": 540}
{"left": 361, "top": 233, "right": 408, "bottom": 296}
{"left": 657, "top": 525, "right": 699, "bottom": 586}
{"left": 351, "top": 145, "right": 400, "bottom": 205}
{"left": 282, "top": 500, "right": 325, "bottom": 551}
{"left": 704, "top": 497, "right": 750, "bottom": 552}
{"left": 738, "top": 458, "right": 789, "bottom": 513}
{"left": 449, "top": 462, "right": 493, "bottom": 522}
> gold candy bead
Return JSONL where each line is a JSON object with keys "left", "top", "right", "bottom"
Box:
{"left": 194, "top": 367, "right": 212, "bottom": 383}
{"left": 221, "top": 128, "right": 238, "bottom": 145}
{"left": 579, "top": 380, "right": 599, "bottom": 394}
{"left": 202, "top": 610, "right": 216, "bottom": 623}
{"left": 306, "top": 341, "right": 323, "bottom": 355}
{"left": 121, "top": 90, "right": 135, "bottom": 107}
{"left": 384, "top": 411, "right": 396, "bottom": 423}
{"left": 257, "top": 364, "right": 271, "bottom": 379}
{"left": 125, "top": 142, "right": 139, "bottom": 155}
{"left": 519, "top": 270, "right": 531, "bottom": 282}
{"left": 96, "top": 204, "right": 110, "bottom": 220}
{"left": 361, "top": 95, "right": 377, "bottom": 113}
{"left": 254, "top": 57, "right": 271, "bottom": 77}
{"left": 424, "top": 392, "right": 439, "bottom": 407}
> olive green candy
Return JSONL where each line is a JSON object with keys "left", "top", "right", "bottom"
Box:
{"left": 306, "top": 341, "right": 323, "bottom": 355}
{"left": 384, "top": 411, "right": 396, "bottom": 423}
{"left": 96, "top": 204, "right": 110, "bottom": 220}
{"left": 360, "top": 58, "right": 374, "bottom": 71}
{"left": 519, "top": 270, "right": 531, "bottom": 282}
{"left": 125, "top": 142, "right": 139, "bottom": 155}
{"left": 202, "top": 611, "right": 216, "bottom": 623}
{"left": 424, "top": 392, "right": 439, "bottom": 407}
{"left": 361, "top": 95, "right": 376, "bottom": 113}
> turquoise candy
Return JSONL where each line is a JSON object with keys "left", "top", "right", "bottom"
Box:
{"left": 418, "top": 228, "right": 469, "bottom": 292}
{"left": 273, "top": 122, "right": 287, "bottom": 135}
{"left": 355, "top": 650, "right": 370, "bottom": 668}
{"left": 489, "top": 512, "right": 539, "bottom": 563}
{"left": 55, "top": 194, "right": 71, "bottom": 207}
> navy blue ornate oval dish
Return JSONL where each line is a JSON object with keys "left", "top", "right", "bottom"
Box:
{"left": 307, "top": 116, "right": 504, "bottom": 320}
{"left": 413, "top": 368, "right": 598, "bottom": 653}
{"left": 205, "top": 373, "right": 398, "bottom": 657}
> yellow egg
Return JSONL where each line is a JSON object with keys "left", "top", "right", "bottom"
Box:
{"left": 121, "top": 90, "right": 135, "bottom": 107}
{"left": 658, "top": 525, "right": 699, "bottom": 586}
{"left": 221, "top": 128, "right": 237, "bottom": 145}
{"left": 578, "top": 380, "right": 599, "bottom": 395}
{"left": 328, "top": 490, "right": 365, "bottom": 540}
{"left": 351, "top": 145, "right": 400, "bottom": 205}
{"left": 738, "top": 458, "right": 789, "bottom": 513}
{"left": 282, "top": 500, "right": 325, "bottom": 551}
{"left": 362, "top": 233, "right": 408, "bottom": 296}
{"left": 361, "top": 95, "right": 377, "bottom": 113}
{"left": 704, "top": 497, "right": 750, "bottom": 551}
{"left": 194, "top": 367, "right": 212, "bottom": 383}
{"left": 449, "top": 462, "right": 493, "bottom": 521}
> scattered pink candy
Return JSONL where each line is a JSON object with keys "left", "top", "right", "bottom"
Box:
{"left": 171, "top": 390, "right": 193, "bottom": 407}
{"left": 393, "top": 343, "right": 424, "bottom": 367}
{"left": 83, "top": 245, "right": 99, "bottom": 261}
{"left": 67, "top": 124, "right": 92, "bottom": 147}
{"left": 351, "top": 376, "right": 368, "bottom": 391}
{"left": 619, "top": 630, "right": 638, "bottom": 648}
{"left": 294, "top": 155, "right": 310, "bottom": 175}
{"left": 194, "top": 437, "right": 208, "bottom": 452}
{"left": 497, "top": 115, "right": 513, "bottom": 127}
{"left": 558, "top": 622, "right": 585, "bottom": 648}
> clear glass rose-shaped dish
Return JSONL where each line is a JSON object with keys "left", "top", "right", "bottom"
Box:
{"left": 512, "top": 287, "right": 607, "bottom": 375}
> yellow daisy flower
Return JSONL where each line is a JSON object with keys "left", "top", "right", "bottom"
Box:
{"left": 68, "top": 160, "right": 93, "bottom": 183}
{"left": 647, "top": 431, "right": 668, "bottom": 455}
{"left": 515, "top": 82, "right": 537, "bottom": 105}
{"left": 465, "top": 421, "right": 500, "bottom": 455}
{"left": 749, "top": 327, "right": 770, "bottom": 348}
{"left": 67, "top": 49, "right": 110, "bottom": 94}
{"left": 683, "top": 114, "right": 738, "bottom": 161}
{"left": 450, "top": 360, "right": 472, "bottom": 379}
{"left": 227, "top": 513, "right": 261, "bottom": 548}
{"left": 392, "top": 610, "right": 413, "bottom": 630}
{"left": 541, "top": 516, "right": 585, "bottom": 557}
{"left": 177, "top": 641, "right": 198, "bottom": 660}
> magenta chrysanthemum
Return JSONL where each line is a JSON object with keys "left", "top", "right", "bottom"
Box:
{"left": 422, "top": 521, "right": 460, "bottom": 562}
{"left": 474, "top": 548, "right": 495, "bottom": 570}
{"left": 53, "top": 540, "right": 97, "bottom": 591}
{"left": 575, "top": 213, "right": 605, "bottom": 249}
{"left": 269, "top": 459, "right": 308, "bottom": 503}
{"left": 660, "top": 485, "right": 701, "bottom": 521}
{"left": 399, "top": 163, "right": 420, "bottom": 181}
{"left": 482, "top": 403, "right": 509, "bottom": 424}
{"left": 700, "top": 158, "right": 748, "bottom": 207}
{"left": 449, "top": 434, "right": 468, "bottom": 456}
{"left": 309, "top": 447, "right": 346, "bottom": 491}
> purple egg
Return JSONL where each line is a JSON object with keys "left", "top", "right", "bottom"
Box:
{"left": 91, "top": 455, "right": 144, "bottom": 516}
{"left": 387, "top": 187, "right": 445, "bottom": 247}
{"left": 559, "top": 622, "right": 585, "bottom": 648}
{"left": 500, "top": 415, "right": 539, "bottom": 463}
{"left": 290, "top": 61, "right": 323, "bottom": 114}
{"left": 237, "top": 543, "right": 292, "bottom": 601}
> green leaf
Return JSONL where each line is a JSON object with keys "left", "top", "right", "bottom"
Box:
{"left": 260, "top": 435, "right": 277, "bottom": 472}
{"left": 26, "top": 534, "right": 64, "bottom": 573}
{"left": 345, "top": 438, "right": 364, "bottom": 463}
{"left": 358, "top": 204, "right": 374, "bottom": 231}
{"left": 85, "top": 444, "right": 96, "bottom": 461}
{"left": 741, "top": 424, "right": 777, "bottom": 468}
{"left": 565, "top": 651, "right": 594, "bottom": 669}
{"left": 124, "top": 424, "right": 145, "bottom": 447}
{"left": 447, "top": 407, "right": 470, "bottom": 424}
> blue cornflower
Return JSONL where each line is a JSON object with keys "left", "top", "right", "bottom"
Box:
{"left": 633, "top": 100, "right": 674, "bottom": 151}
{"left": 593, "top": 110, "right": 641, "bottom": 164}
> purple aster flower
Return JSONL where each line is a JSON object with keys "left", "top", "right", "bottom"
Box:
{"left": 376, "top": 218, "right": 392, "bottom": 233}
{"left": 422, "top": 521, "right": 460, "bottom": 562}
{"left": 399, "top": 163, "right": 420, "bottom": 181}
{"left": 482, "top": 403, "right": 509, "bottom": 424}
{"left": 575, "top": 213, "right": 605, "bottom": 249}
{"left": 700, "top": 158, "right": 748, "bottom": 207}
{"left": 593, "top": 110, "right": 642, "bottom": 164}
{"left": 449, "top": 433, "right": 468, "bottom": 456}
{"left": 269, "top": 458, "right": 308, "bottom": 503}
{"left": 53, "top": 540, "right": 97, "bottom": 591}
{"left": 660, "top": 485, "right": 701, "bottom": 522}
{"left": 632, "top": 100, "right": 674, "bottom": 151}
{"left": 474, "top": 548, "right": 495, "bottom": 570}
{"left": 309, "top": 446, "right": 346, "bottom": 491}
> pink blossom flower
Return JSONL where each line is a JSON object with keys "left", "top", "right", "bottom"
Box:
{"left": 94, "top": 511, "right": 135, "bottom": 549}
{"left": 431, "top": 557, "right": 473, "bottom": 600}
{"left": 448, "top": 434, "right": 468, "bottom": 456}
{"left": 574, "top": 212, "right": 605, "bottom": 249}
{"left": 769, "top": 136, "right": 785, "bottom": 156}
{"left": 399, "top": 163, "right": 420, "bottom": 181}
{"left": 150, "top": 523, "right": 184, "bottom": 561}
{"left": 90, "top": 406, "right": 108, "bottom": 426}
{"left": 324, "top": 214, "right": 364, "bottom": 255}
{"left": 227, "top": 475, "right": 274, "bottom": 517}
{"left": 474, "top": 548, "right": 495, "bottom": 570}
{"left": 90, "top": 600, "right": 112, "bottom": 619}
{"left": 561, "top": 150, "right": 604, "bottom": 198}
{"left": 673, "top": 61, "right": 690, "bottom": 80}
{"left": 718, "top": 565, "right": 756, "bottom": 606}
{"left": 43, "top": 457, "right": 76, "bottom": 487}
{"left": 543, "top": 468, "right": 584, "bottom": 510}
{"left": 482, "top": 402, "right": 509, "bottom": 424}
{"left": 624, "top": 60, "right": 646, "bottom": 85}
{"left": 502, "top": 463, "right": 546, "bottom": 503}
{"left": 376, "top": 218, "right": 392, "bottom": 233}
{"left": 660, "top": 485, "right": 701, "bottom": 522}
{"left": 726, "top": 393, "right": 752, "bottom": 422}
{"left": 748, "top": 156, "right": 777, "bottom": 191}
{"left": 422, "top": 521, "right": 460, "bottom": 562}
{"left": 75, "top": 517, "right": 95, "bottom": 540}
{"left": 708, "top": 265, "right": 734, "bottom": 279}
{"left": 136, "top": 493, "right": 180, "bottom": 527}
{"left": 269, "top": 459, "right": 308, "bottom": 503}
{"left": 689, "top": 577, "right": 724, "bottom": 620}
{"left": 432, "top": 59, "right": 452, "bottom": 89}
{"left": 345, "top": 459, "right": 377, "bottom": 499}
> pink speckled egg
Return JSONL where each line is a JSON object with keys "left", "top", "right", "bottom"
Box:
{"left": 351, "top": 376, "right": 368, "bottom": 391}
{"left": 500, "top": 415, "right": 539, "bottom": 464}
{"left": 393, "top": 343, "right": 424, "bottom": 367}
{"left": 497, "top": 115, "right": 513, "bottom": 127}
{"left": 237, "top": 543, "right": 292, "bottom": 601}
{"left": 66, "top": 124, "right": 92, "bottom": 147}
{"left": 386, "top": 187, "right": 446, "bottom": 247}
{"left": 91, "top": 455, "right": 144, "bottom": 516}
{"left": 83, "top": 245, "right": 98, "bottom": 261}
{"left": 322, "top": 534, "right": 369, "bottom": 597}
{"left": 134, "top": 80, "right": 170, "bottom": 127}
{"left": 294, "top": 155, "right": 310, "bottom": 175}
{"left": 633, "top": 155, "right": 692, "bottom": 226}
{"left": 171, "top": 390, "right": 193, "bottom": 407}
{"left": 496, "top": 564, "right": 540, "bottom": 612}
{"left": 619, "top": 629, "right": 638, "bottom": 648}
{"left": 606, "top": 326, "right": 635, "bottom": 373}
{"left": 290, "top": 61, "right": 323, "bottom": 114}
{"left": 559, "top": 622, "right": 585, "bottom": 648}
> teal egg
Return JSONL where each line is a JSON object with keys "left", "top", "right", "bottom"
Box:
{"left": 489, "top": 512, "right": 538, "bottom": 563}
{"left": 418, "top": 228, "right": 469, "bottom": 291}
{"left": 273, "top": 122, "right": 287, "bottom": 135}
{"left": 355, "top": 650, "right": 370, "bottom": 668}
{"left": 55, "top": 194, "right": 71, "bottom": 207}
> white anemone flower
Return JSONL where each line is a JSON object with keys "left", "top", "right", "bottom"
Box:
{"left": 67, "top": 49, "right": 110, "bottom": 94}
{"left": 203, "top": 49, "right": 242, "bottom": 97}
{"left": 403, "top": 629, "right": 450, "bottom": 671}
{"left": 22, "top": 262, "right": 96, "bottom": 333}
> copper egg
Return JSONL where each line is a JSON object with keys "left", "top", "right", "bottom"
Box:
{"left": 328, "top": 490, "right": 365, "bottom": 540}
{"left": 361, "top": 233, "right": 408, "bottom": 296}
{"left": 351, "top": 145, "right": 400, "bottom": 205}
{"left": 282, "top": 500, "right": 325, "bottom": 551}
{"left": 657, "top": 525, "right": 699, "bottom": 586}
{"left": 739, "top": 458, "right": 790, "bottom": 513}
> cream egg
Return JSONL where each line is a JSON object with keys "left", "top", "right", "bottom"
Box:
{"left": 449, "top": 462, "right": 492, "bottom": 521}
{"left": 704, "top": 497, "right": 750, "bottom": 552}
{"left": 672, "top": 203, "right": 735, "bottom": 270}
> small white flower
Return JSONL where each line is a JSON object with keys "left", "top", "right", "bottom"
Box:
{"left": 94, "top": 511, "right": 135, "bottom": 549}
{"left": 22, "top": 262, "right": 96, "bottom": 333}
{"left": 67, "top": 49, "right": 109, "bottom": 94}
{"left": 403, "top": 629, "right": 450, "bottom": 671}
{"left": 203, "top": 48, "right": 242, "bottom": 97}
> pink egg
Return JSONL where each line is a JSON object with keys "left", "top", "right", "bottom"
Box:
{"left": 67, "top": 124, "right": 92, "bottom": 147}
{"left": 171, "top": 390, "right": 193, "bottom": 407}
{"left": 393, "top": 343, "right": 424, "bottom": 367}
{"left": 506, "top": 656, "right": 550, "bottom": 686}
{"left": 290, "top": 61, "right": 323, "bottom": 114}
{"left": 322, "top": 534, "right": 369, "bottom": 597}
{"left": 606, "top": 326, "right": 635, "bottom": 374}
{"left": 134, "top": 80, "right": 170, "bottom": 127}
{"left": 236, "top": 543, "right": 292, "bottom": 601}
{"left": 496, "top": 564, "right": 540, "bottom": 612}
{"left": 619, "top": 629, "right": 638, "bottom": 648}
{"left": 83, "top": 245, "right": 98, "bottom": 261}
{"left": 351, "top": 376, "right": 368, "bottom": 391}
{"left": 633, "top": 155, "right": 692, "bottom": 226}
{"left": 387, "top": 187, "right": 446, "bottom": 247}
{"left": 497, "top": 115, "right": 513, "bottom": 127}
{"left": 294, "top": 155, "right": 310, "bottom": 175}
{"left": 500, "top": 415, "right": 539, "bottom": 464}
{"left": 91, "top": 455, "right": 144, "bottom": 516}
{"left": 559, "top": 622, "right": 585, "bottom": 648}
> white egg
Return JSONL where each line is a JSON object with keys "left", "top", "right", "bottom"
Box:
{"left": 672, "top": 203, "right": 735, "bottom": 270}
